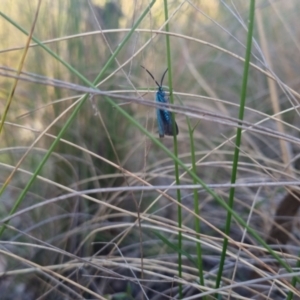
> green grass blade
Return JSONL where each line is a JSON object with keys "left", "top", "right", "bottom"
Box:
{"left": 215, "top": 0, "right": 256, "bottom": 293}
{"left": 163, "top": 0, "right": 183, "bottom": 297}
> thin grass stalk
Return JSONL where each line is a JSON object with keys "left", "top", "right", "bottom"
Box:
{"left": 163, "top": 0, "right": 182, "bottom": 297}
{"left": 176, "top": 91, "right": 206, "bottom": 291}
{"left": 0, "top": 1, "right": 42, "bottom": 134}
{"left": 215, "top": 0, "right": 256, "bottom": 294}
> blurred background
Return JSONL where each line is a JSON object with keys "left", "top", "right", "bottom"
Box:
{"left": 1, "top": 0, "right": 300, "bottom": 298}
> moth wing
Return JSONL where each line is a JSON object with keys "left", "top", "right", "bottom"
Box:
{"left": 164, "top": 118, "right": 179, "bottom": 136}
{"left": 156, "top": 108, "right": 165, "bottom": 138}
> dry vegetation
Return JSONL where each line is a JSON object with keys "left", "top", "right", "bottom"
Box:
{"left": 1, "top": 0, "right": 300, "bottom": 299}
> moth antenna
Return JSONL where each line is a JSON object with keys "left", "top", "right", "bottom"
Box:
{"left": 160, "top": 68, "right": 168, "bottom": 86}
{"left": 141, "top": 65, "right": 160, "bottom": 87}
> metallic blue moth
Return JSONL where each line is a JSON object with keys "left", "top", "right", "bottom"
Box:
{"left": 141, "top": 66, "right": 179, "bottom": 138}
